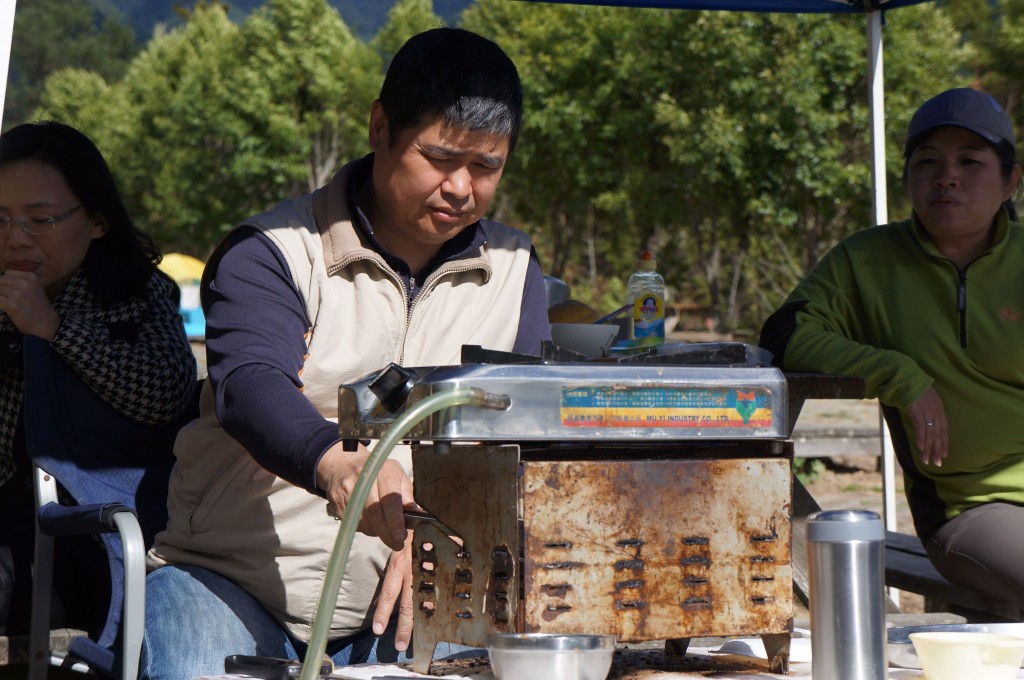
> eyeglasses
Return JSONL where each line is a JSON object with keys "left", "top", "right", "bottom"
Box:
{"left": 0, "top": 205, "right": 85, "bottom": 236}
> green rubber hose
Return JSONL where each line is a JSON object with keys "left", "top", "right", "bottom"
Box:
{"left": 300, "top": 386, "right": 510, "bottom": 680}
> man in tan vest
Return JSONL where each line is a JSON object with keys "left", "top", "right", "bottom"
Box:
{"left": 141, "top": 27, "right": 550, "bottom": 680}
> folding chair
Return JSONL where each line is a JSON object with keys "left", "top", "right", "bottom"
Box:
{"left": 22, "top": 336, "right": 198, "bottom": 680}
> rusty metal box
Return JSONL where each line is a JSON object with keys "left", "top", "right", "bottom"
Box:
{"left": 409, "top": 441, "right": 793, "bottom": 673}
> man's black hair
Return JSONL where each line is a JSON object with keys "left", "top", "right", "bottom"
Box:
{"left": 378, "top": 28, "right": 523, "bottom": 153}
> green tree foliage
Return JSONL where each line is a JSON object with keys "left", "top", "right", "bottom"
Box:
{"left": 466, "top": 0, "right": 967, "bottom": 332}
{"left": 976, "top": 0, "right": 1024, "bottom": 129}
{"left": 35, "top": 0, "right": 379, "bottom": 256}
{"left": 938, "top": 0, "right": 993, "bottom": 49}
{"left": 238, "top": 0, "right": 380, "bottom": 193}
{"left": 21, "top": 0, "right": 978, "bottom": 333}
{"left": 5, "top": 0, "right": 136, "bottom": 129}
{"left": 371, "top": 0, "right": 443, "bottom": 68}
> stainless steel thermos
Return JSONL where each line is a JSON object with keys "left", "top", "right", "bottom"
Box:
{"left": 807, "top": 509, "right": 887, "bottom": 679}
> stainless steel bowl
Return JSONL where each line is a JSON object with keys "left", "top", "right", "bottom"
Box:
{"left": 486, "top": 634, "right": 615, "bottom": 680}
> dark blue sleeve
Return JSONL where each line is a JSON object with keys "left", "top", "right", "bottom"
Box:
{"left": 204, "top": 228, "right": 338, "bottom": 494}
{"left": 511, "top": 247, "right": 552, "bottom": 356}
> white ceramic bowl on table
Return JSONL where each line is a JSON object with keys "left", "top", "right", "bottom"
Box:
{"left": 910, "top": 631, "right": 1024, "bottom": 680}
{"left": 486, "top": 633, "right": 615, "bottom": 680}
{"left": 550, "top": 323, "right": 618, "bottom": 358}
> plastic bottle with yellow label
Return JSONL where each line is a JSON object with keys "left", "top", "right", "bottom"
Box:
{"left": 627, "top": 251, "right": 665, "bottom": 345}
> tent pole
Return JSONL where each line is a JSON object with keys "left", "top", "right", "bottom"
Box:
{"left": 868, "top": 5, "right": 901, "bottom": 605}
{"left": 0, "top": 0, "right": 15, "bottom": 133}
{"left": 867, "top": 10, "right": 887, "bottom": 227}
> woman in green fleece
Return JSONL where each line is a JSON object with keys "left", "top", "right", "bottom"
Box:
{"left": 760, "top": 87, "right": 1024, "bottom": 606}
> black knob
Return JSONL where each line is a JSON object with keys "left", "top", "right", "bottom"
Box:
{"left": 368, "top": 363, "right": 417, "bottom": 412}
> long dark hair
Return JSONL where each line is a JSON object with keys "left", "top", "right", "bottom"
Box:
{"left": 0, "top": 121, "right": 167, "bottom": 305}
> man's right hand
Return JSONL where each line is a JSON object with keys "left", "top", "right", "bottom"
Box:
{"left": 316, "top": 441, "right": 413, "bottom": 551}
{"left": 373, "top": 532, "right": 415, "bottom": 652}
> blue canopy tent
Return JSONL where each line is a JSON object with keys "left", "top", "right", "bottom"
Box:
{"left": 516, "top": 0, "right": 936, "bottom": 539}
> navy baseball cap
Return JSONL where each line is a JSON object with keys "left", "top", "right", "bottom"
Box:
{"left": 904, "top": 88, "right": 1016, "bottom": 158}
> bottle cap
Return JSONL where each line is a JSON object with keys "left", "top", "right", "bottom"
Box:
{"left": 637, "top": 250, "right": 657, "bottom": 271}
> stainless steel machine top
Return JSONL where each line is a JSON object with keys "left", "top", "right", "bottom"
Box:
{"left": 338, "top": 351, "right": 788, "bottom": 443}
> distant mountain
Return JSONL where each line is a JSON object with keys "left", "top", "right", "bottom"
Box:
{"left": 93, "top": 0, "right": 475, "bottom": 42}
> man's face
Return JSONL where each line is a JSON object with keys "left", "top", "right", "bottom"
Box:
{"left": 367, "top": 103, "right": 510, "bottom": 260}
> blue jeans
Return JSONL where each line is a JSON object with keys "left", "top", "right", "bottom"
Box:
{"left": 141, "top": 564, "right": 478, "bottom": 680}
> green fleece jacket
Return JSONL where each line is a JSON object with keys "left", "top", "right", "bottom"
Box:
{"left": 760, "top": 209, "right": 1024, "bottom": 538}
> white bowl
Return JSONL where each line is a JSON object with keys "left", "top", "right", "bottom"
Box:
{"left": 550, "top": 323, "right": 618, "bottom": 357}
{"left": 910, "top": 631, "right": 1024, "bottom": 680}
{"left": 487, "top": 634, "right": 615, "bottom": 680}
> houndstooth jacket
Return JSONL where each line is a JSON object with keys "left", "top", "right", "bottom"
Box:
{"left": 0, "top": 270, "right": 197, "bottom": 487}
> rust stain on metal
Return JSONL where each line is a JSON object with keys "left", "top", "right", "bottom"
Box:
{"left": 541, "top": 605, "right": 572, "bottom": 622}
{"left": 410, "top": 445, "right": 520, "bottom": 675}
{"left": 540, "top": 583, "right": 572, "bottom": 597}
{"left": 490, "top": 546, "right": 513, "bottom": 581}
{"left": 410, "top": 441, "right": 793, "bottom": 673}
{"left": 521, "top": 456, "right": 793, "bottom": 645}
{"left": 750, "top": 532, "right": 778, "bottom": 543}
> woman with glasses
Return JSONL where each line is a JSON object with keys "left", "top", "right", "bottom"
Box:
{"left": 0, "top": 121, "right": 197, "bottom": 638}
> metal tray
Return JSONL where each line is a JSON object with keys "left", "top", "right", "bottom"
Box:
{"left": 339, "top": 363, "right": 789, "bottom": 442}
{"left": 887, "top": 623, "right": 1024, "bottom": 669}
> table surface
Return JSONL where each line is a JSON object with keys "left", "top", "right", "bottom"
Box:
{"left": 416, "top": 645, "right": 926, "bottom": 679}
{"left": 196, "top": 645, "right": 945, "bottom": 679}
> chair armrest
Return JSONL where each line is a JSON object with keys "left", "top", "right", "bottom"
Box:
{"left": 37, "top": 502, "right": 136, "bottom": 537}
{"left": 31, "top": 468, "right": 147, "bottom": 680}
{"left": 62, "top": 510, "right": 145, "bottom": 680}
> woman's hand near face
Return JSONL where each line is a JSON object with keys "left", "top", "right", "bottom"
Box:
{"left": 906, "top": 386, "right": 948, "bottom": 467}
{"left": 0, "top": 269, "right": 61, "bottom": 340}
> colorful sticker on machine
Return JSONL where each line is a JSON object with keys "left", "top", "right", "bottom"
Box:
{"left": 560, "top": 385, "right": 773, "bottom": 428}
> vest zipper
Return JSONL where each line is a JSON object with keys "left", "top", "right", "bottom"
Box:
{"left": 399, "top": 263, "right": 482, "bottom": 364}
{"left": 400, "top": 277, "right": 416, "bottom": 364}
